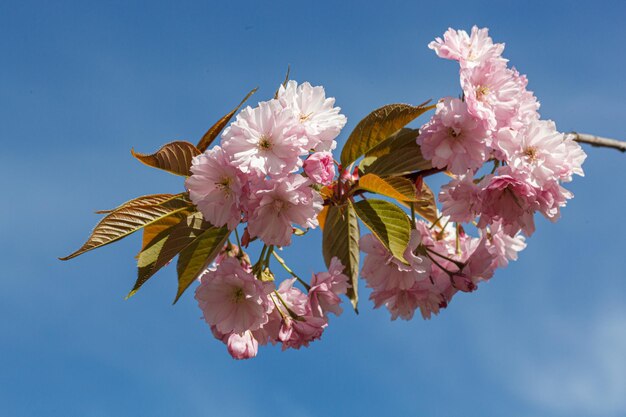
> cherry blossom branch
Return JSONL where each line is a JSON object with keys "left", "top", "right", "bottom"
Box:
{"left": 570, "top": 132, "right": 626, "bottom": 153}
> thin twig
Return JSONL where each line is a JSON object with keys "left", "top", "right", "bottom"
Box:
{"left": 569, "top": 132, "right": 626, "bottom": 153}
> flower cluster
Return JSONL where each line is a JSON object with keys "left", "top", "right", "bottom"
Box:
{"left": 196, "top": 252, "right": 349, "bottom": 359}
{"left": 187, "top": 81, "right": 349, "bottom": 358}
{"left": 187, "top": 81, "right": 346, "bottom": 247}
{"left": 362, "top": 27, "right": 585, "bottom": 320}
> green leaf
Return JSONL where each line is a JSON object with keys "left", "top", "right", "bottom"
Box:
{"left": 174, "top": 225, "right": 230, "bottom": 303}
{"left": 360, "top": 128, "right": 432, "bottom": 176}
{"left": 357, "top": 173, "right": 418, "bottom": 203}
{"left": 197, "top": 87, "right": 258, "bottom": 152}
{"left": 322, "top": 204, "right": 360, "bottom": 311}
{"left": 131, "top": 141, "right": 201, "bottom": 176}
{"left": 352, "top": 199, "right": 411, "bottom": 263}
{"left": 60, "top": 194, "right": 192, "bottom": 260}
{"left": 128, "top": 211, "right": 205, "bottom": 298}
{"left": 340, "top": 103, "right": 434, "bottom": 167}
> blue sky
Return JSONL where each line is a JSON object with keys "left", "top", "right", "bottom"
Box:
{"left": 1, "top": 1, "right": 626, "bottom": 416}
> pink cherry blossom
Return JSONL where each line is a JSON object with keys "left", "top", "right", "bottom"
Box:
{"left": 481, "top": 220, "right": 526, "bottom": 268}
{"left": 277, "top": 80, "right": 347, "bottom": 151}
{"left": 497, "top": 120, "right": 581, "bottom": 187}
{"left": 195, "top": 258, "right": 273, "bottom": 334}
{"left": 360, "top": 231, "right": 430, "bottom": 292}
{"left": 186, "top": 146, "right": 243, "bottom": 230}
{"left": 274, "top": 278, "right": 327, "bottom": 350}
{"left": 276, "top": 278, "right": 309, "bottom": 315}
{"left": 303, "top": 151, "right": 336, "bottom": 185}
{"left": 535, "top": 179, "right": 574, "bottom": 222}
{"left": 429, "top": 26, "right": 505, "bottom": 68}
{"left": 226, "top": 332, "right": 259, "bottom": 360}
{"left": 247, "top": 174, "right": 323, "bottom": 247}
{"left": 561, "top": 134, "right": 587, "bottom": 182}
{"left": 460, "top": 59, "right": 522, "bottom": 131}
{"left": 214, "top": 242, "right": 252, "bottom": 268}
{"left": 477, "top": 169, "right": 538, "bottom": 236}
{"left": 222, "top": 99, "right": 307, "bottom": 177}
{"left": 371, "top": 280, "right": 446, "bottom": 320}
{"left": 439, "top": 173, "right": 481, "bottom": 223}
{"left": 456, "top": 236, "right": 497, "bottom": 285}
{"left": 417, "top": 97, "right": 489, "bottom": 174}
{"left": 309, "top": 257, "right": 350, "bottom": 318}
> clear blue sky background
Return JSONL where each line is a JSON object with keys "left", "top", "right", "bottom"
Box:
{"left": 1, "top": 1, "right": 625, "bottom": 416}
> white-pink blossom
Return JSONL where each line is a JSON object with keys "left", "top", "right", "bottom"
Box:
{"left": 439, "top": 173, "right": 481, "bottom": 223}
{"left": 477, "top": 169, "right": 538, "bottom": 236}
{"left": 303, "top": 151, "right": 335, "bottom": 185}
{"left": 461, "top": 59, "right": 522, "bottom": 131}
{"left": 277, "top": 80, "right": 347, "bottom": 151}
{"left": 275, "top": 278, "right": 327, "bottom": 350}
{"left": 195, "top": 258, "right": 273, "bottom": 334}
{"left": 222, "top": 99, "right": 307, "bottom": 177}
{"left": 360, "top": 231, "right": 430, "bottom": 292}
{"left": 371, "top": 280, "right": 445, "bottom": 321}
{"left": 429, "top": 26, "right": 505, "bottom": 68}
{"left": 417, "top": 97, "right": 489, "bottom": 174}
{"left": 497, "top": 120, "right": 582, "bottom": 187}
{"left": 482, "top": 220, "right": 526, "bottom": 268}
{"left": 226, "top": 331, "right": 259, "bottom": 360}
{"left": 247, "top": 174, "right": 323, "bottom": 247}
{"left": 186, "top": 146, "right": 243, "bottom": 230}
{"left": 309, "top": 257, "right": 350, "bottom": 318}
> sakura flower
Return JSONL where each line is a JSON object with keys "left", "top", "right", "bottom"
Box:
{"left": 460, "top": 59, "right": 522, "bottom": 131}
{"left": 497, "top": 120, "right": 579, "bottom": 187}
{"left": 456, "top": 236, "right": 497, "bottom": 285}
{"left": 277, "top": 80, "right": 347, "bottom": 151}
{"left": 360, "top": 231, "right": 430, "bottom": 292}
{"left": 429, "top": 26, "right": 505, "bottom": 68}
{"left": 226, "top": 331, "right": 259, "bottom": 360}
{"left": 303, "top": 151, "right": 335, "bottom": 185}
{"left": 275, "top": 279, "right": 327, "bottom": 350}
{"left": 371, "top": 280, "right": 445, "bottom": 321}
{"left": 477, "top": 169, "right": 538, "bottom": 236}
{"left": 195, "top": 258, "right": 273, "bottom": 334}
{"left": 214, "top": 241, "right": 251, "bottom": 269}
{"left": 276, "top": 278, "right": 309, "bottom": 316}
{"left": 309, "top": 257, "right": 350, "bottom": 318}
{"left": 186, "top": 146, "right": 243, "bottom": 230}
{"left": 417, "top": 97, "right": 489, "bottom": 174}
{"left": 561, "top": 133, "right": 588, "bottom": 182}
{"left": 535, "top": 179, "right": 574, "bottom": 222}
{"left": 279, "top": 315, "right": 327, "bottom": 350}
{"left": 222, "top": 99, "right": 307, "bottom": 177}
{"left": 481, "top": 220, "right": 526, "bottom": 268}
{"left": 439, "top": 172, "right": 481, "bottom": 223}
{"left": 247, "top": 174, "right": 323, "bottom": 247}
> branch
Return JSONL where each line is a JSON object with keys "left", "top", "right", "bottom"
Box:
{"left": 569, "top": 132, "right": 626, "bottom": 153}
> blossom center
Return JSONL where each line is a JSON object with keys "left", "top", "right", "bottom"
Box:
{"left": 523, "top": 146, "right": 538, "bottom": 162}
{"left": 476, "top": 85, "right": 490, "bottom": 101}
{"left": 258, "top": 135, "right": 273, "bottom": 151}
{"left": 299, "top": 112, "right": 312, "bottom": 122}
{"left": 232, "top": 287, "right": 245, "bottom": 303}
{"left": 273, "top": 199, "right": 289, "bottom": 212}
{"left": 216, "top": 176, "right": 232, "bottom": 195}
{"left": 448, "top": 127, "right": 462, "bottom": 139}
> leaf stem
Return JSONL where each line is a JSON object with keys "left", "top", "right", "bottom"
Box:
{"left": 425, "top": 247, "right": 465, "bottom": 270}
{"left": 273, "top": 290, "right": 301, "bottom": 320}
{"left": 272, "top": 251, "right": 311, "bottom": 291}
{"left": 234, "top": 227, "right": 242, "bottom": 252}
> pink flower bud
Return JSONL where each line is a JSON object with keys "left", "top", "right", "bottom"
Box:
{"left": 303, "top": 152, "right": 335, "bottom": 185}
